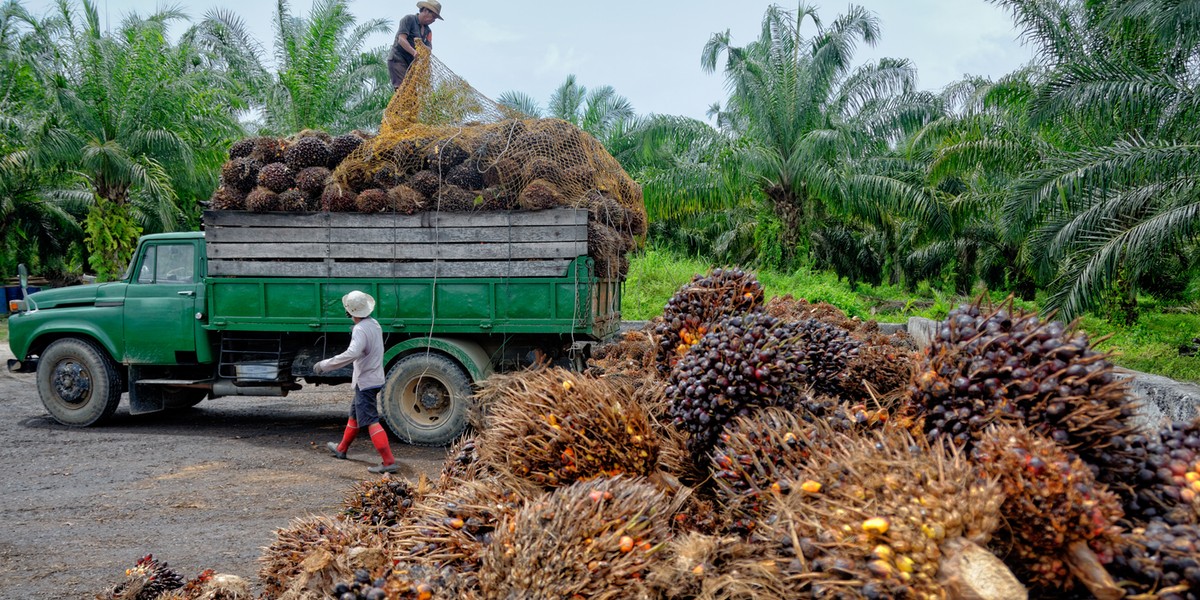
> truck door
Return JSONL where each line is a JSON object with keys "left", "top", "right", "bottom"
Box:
{"left": 123, "top": 242, "right": 200, "bottom": 364}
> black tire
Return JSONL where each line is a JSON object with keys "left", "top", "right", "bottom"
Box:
{"left": 36, "top": 338, "right": 123, "bottom": 426}
{"left": 380, "top": 353, "right": 472, "bottom": 446}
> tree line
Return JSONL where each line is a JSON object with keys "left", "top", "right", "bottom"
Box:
{"left": 2, "top": 0, "right": 1196, "bottom": 322}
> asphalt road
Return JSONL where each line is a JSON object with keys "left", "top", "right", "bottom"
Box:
{"left": 0, "top": 343, "right": 447, "bottom": 599}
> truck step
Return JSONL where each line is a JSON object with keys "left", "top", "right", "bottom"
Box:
{"left": 134, "top": 379, "right": 213, "bottom": 385}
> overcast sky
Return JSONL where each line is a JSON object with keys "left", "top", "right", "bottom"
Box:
{"left": 21, "top": 0, "right": 1037, "bottom": 121}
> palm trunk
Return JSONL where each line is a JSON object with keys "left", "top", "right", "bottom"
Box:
{"left": 765, "top": 184, "right": 803, "bottom": 265}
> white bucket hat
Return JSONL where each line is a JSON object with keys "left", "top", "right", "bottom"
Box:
{"left": 417, "top": 0, "right": 443, "bottom": 19}
{"left": 342, "top": 290, "right": 376, "bottom": 318}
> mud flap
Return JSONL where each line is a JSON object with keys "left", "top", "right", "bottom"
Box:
{"left": 127, "top": 366, "right": 165, "bottom": 415}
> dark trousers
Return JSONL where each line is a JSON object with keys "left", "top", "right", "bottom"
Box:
{"left": 350, "top": 386, "right": 382, "bottom": 427}
{"left": 388, "top": 59, "right": 410, "bottom": 89}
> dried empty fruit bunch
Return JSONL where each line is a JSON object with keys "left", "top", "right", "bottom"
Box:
{"left": 759, "top": 429, "right": 1011, "bottom": 600}
{"left": 973, "top": 426, "right": 1125, "bottom": 597}
{"left": 654, "top": 268, "right": 765, "bottom": 375}
{"left": 905, "top": 302, "right": 1141, "bottom": 476}
{"left": 664, "top": 312, "right": 804, "bottom": 462}
{"left": 649, "top": 532, "right": 788, "bottom": 600}
{"left": 258, "top": 515, "right": 389, "bottom": 599}
{"left": 476, "top": 368, "right": 660, "bottom": 488}
{"left": 342, "top": 475, "right": 419, "bottom": 527}
{"left": 478, "top": 477, "right": 680, "bottom": 599}
{"left": 102, "top": 554, "right": 185, "bottom": 600}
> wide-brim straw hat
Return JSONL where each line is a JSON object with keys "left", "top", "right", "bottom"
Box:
{"left": 417, "top": 0, "right": 444, "bottom": 20}
{"left": 342, "top": 290, "right": 376, "bottom": 318}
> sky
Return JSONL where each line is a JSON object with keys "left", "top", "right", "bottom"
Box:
{"left": 21, "top": 0, "right": 1038, "bottom": 122}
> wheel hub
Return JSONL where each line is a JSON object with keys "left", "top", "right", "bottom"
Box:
{"left": 416, "top": 379, "right": 449, "bottom": 411}
{"left": 52, "top": 361, "right": 91, "bottom": 405}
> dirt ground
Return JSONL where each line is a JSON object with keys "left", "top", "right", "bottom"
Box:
{"left": 0, "top": 343, "right": 448, "bottom": 599}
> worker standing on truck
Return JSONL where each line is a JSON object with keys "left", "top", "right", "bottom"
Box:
{"left": 388, "top": 0, "right": 442, "bottom": 89}
{"left": 313, "top": 291, "right": 399, "bottom": 474}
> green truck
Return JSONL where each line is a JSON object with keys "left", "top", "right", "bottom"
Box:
{"left": 7, "top": 208, "right": 621, "bottom": 445}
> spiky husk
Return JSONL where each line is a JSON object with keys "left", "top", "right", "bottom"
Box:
{"left": 476, "top": 368, "right": 660, "bottom": 488}
{"left": 257, "top": 162, "right": 294, "bottom": 193}
{"left": 648, "top": 533, "right": 787, "bottom": 600}
{"left": 477, "top": 477, "right": 679, "bottom": 599}
{"left": 446, "top": 161, "right": 485, "bottom": 190}
{"left": 588, "top": 220, "right": 626, "bottom": 279}
{"left": 432, "top": 184, "right": 478, "bottom": 212}
{"left": 295, "top": 166, "right": 331, "bottom": 198}
{"left": 438, "top": 437, "right": 490, "bottom": 488}
{"left": 285, "top": 137, "right": 331, "bottom": 172}
{"left": 590, "top": 329, "right": 657, "bottom": 378}
{"left": 228, "top": 138, "right": 255, "bottom": 160}
{"left": 328, "top": 133, "right": 364, "bottom": 168}
{"left": 321, "top": 185, "right": 358, "bottom": 212}
{"left": 355, "top": 188, "right": 393, "bottom": 213}
{"left": 258, "top": 515, "right": 389, "bottom": 599}
{"left": 209, "top": 185, "right": 246, "bottom": 211}
{"left": 905, "top": 303, "right": 1141, "bottom": 476}
{"left": 342, "top": 475, "right": 419, "bottom": 527}
{"left": 839, "top": 333, "right": 919, "bottom": 401}
{"left": 245, "top": 187, "right": 279, "bottom": 213}
{"left": 220, "top": 157, "right": 262, "bottom": 192}
{"left": 249, "top": 136, "right": 287, "bottom": 164}
{"left": 654, "top": 268, "right": 765, "bottom": 375}
{"left": 101, "top": 554, "right": 185, "bottom": 600}
{"left": 758, "top": 430, "right": 1006, "bottom": 600}
{"left": 516, "top": 178, "right": 562, "bottom": 210}
{"left": 973, "top": 426, "right": 1125, "bottom": 595}
{"left": 1127, "top": 417, "right": 1200, "bottom": 526}
{"left": 388, "top": 184, "right": 427, "bottom": 215}
{"left": 1108, "top": 519, "right": 1200, "bottom": 599}
{"left": 277, "top": 189, "right": 307, "bottom": 212}
{"left": 388, "top": 478, "right": 533, "bottom": 583}
{"left": 711, "top": 406, "right": 886, "bottom": 534}
{"left": 407, "top": 170, "right": 441, "bottom": 198}
{"left": 664, "top": 313, "right": 806, "bottom": 462}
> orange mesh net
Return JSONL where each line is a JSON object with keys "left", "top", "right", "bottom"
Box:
{"left": 211, "top": 46, "right": 645, "bottom": 279}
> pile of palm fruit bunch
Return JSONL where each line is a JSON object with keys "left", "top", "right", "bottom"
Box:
{"left": 98, "top": 555, "right": 252, "bottom": 600}
{"left": 97, "top": 269, "right": 1200, "bottom": 600}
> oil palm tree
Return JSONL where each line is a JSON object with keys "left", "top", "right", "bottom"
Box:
{"left": 697, "top": 2, "right": 946, "bottom": 270}
{"left": 10, "top": 0, "right": 241, "bottom": 278}
{"left": 193, "top": 0, "right": 392, "bottom": 135}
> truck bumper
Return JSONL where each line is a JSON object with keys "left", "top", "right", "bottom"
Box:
{"left": 7, "top": 357, "right": 37, "bottom": 373}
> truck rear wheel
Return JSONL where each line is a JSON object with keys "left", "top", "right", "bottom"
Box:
{"left": 380, "top": 353, "right": 472, "bottom": 447}
{"left": 37, "top": 338, "right": 123, "bottom": 426}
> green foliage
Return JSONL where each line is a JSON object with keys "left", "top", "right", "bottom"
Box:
{"left": 84, "top": 198, "right": 140, "bottom": 281}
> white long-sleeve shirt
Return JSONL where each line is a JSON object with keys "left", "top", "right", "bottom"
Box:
{"left": 315, "top": 317, "right": 385, "bottom": 389}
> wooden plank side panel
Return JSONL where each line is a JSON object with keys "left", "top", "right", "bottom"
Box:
{"left": 208, "top": 240, "right": 586, "bottom": 261}
{"left": 208, "top": 259, "right": 572, "bottom": 278}
{"left": 203, "top": 208, "right": 587, "bottom": 230}
{"left": 209, "top": 224, "right": 587, "bottom": 244}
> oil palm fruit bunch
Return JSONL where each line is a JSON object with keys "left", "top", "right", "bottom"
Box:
{"left": 256, "top": 162, "right": 294, "bottom": 193}
{"left": 664, "top": 312, "right": 804, "bottom": 462}
{"left": 258, "top": 515, "right": 389, "bottom": 599}
{"left": 321, "top": 185, "right": 358, "bottom": 212}
{"left": 649, "top": 532, "right": 788, "bottom": 600}
{"left": 379, "top": 563, "right": 478, "bottom": 600}
{"left": 654, "top": 268, "right": 765, "bottom": 375}
{"left": 248, "top": 136, "right": 286, "bottom": 164}
{"left": 589, "top": 329, "right": 657, "bottom": 378}
{"left": 1108, "top": 519, "right": 1200, "bottom": 599}
{"left": 759, "top": 429, "right": 1014, "bottom": 600}
{"left": 219, "top": 157, "right": 261, "bottom": 193}
{"left": 906, "top": 302, "right": 1140, "bottom": 475}
{"left": 208, "top": 185, "right": 245, "bottom": 211}
{"left": 763, "top": 294, "right": 857, "bottom": 332}
{"left": 295, "top": 166, "right": 331, "bottom": 198}
{"left": 791, "top": 317, "right": 861, "bottom": 396}
{"left": 790, "top": 391, "right": 891, "bottom": 434}
{"left": 478, "top": 477, "right": 679, "bottom": 599}
{"left": 244, "top": 187, "right": 278, "bottom": 213}
{"left": 973, "top": 426, "right": 1125, "bottom": 598}
{"left": 285, "top": 136, "right": 331, "bottom": 172}
{"left": 228, "top": 137, "right": 255, "bottom": 160}
{"left": 1127, "top": 417, "right": 1200, "bottom": 526}
{"left": 389, "top": 479, "right": 532, "bottom": 583}
{"left": 476, "top": 368, "right": 659, "bottom": 488}
{"left": 840, "top": 335, "right": 918, "bottom": 401}
{"left": 356, "top": 188, "right": 393, "bottom": 213}
{"left": 342, "top": 475, "right": 419, "bottom": 527}
{"left": 438, "top": 436, "right": 489, "bottom": 489}
{"left": 329, "top": 133, "right": 364, "bottom": 168}
{"left": 710, "top": 408, "right": 842, "bottom": 534}
{"left": 164, "top": 569, "right": 251, "bottom": 600}
{"left": 101, "top": 554, "right": 185, "bottom": 600}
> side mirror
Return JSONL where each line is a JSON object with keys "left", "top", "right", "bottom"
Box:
{"left": 18, "top": 264, "right": 27, "bottom": 290}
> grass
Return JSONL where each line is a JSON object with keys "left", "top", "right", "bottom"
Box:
{"left": 0, "top": 316, "right": 7, "bottom": 344}
{"left": 623, "top": 247, "right": 1200, "bottom": 383}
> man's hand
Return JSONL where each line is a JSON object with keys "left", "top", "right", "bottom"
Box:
{"left": 312, "top": 361, "right": 327, "bottom": 375}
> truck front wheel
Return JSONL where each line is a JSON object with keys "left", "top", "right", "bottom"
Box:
{"left": 380, "top": 353, "right": 471, "bottom": 447}
{"left": 36, "top": 338, "right": 123, "bottom": 426}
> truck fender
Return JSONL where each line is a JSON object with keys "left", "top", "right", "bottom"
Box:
{"left": 26, "top": 322, "right": 123, "bottom": 366}
{"left": 383, "top": 337, "right": 492, "bottom": 382}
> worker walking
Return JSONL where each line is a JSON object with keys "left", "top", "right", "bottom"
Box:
{"left": 313, "top": 291, "right": 399, "bottom": 474}
{"left": 388, "top": 0, "right": 443, "bottom": 89}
